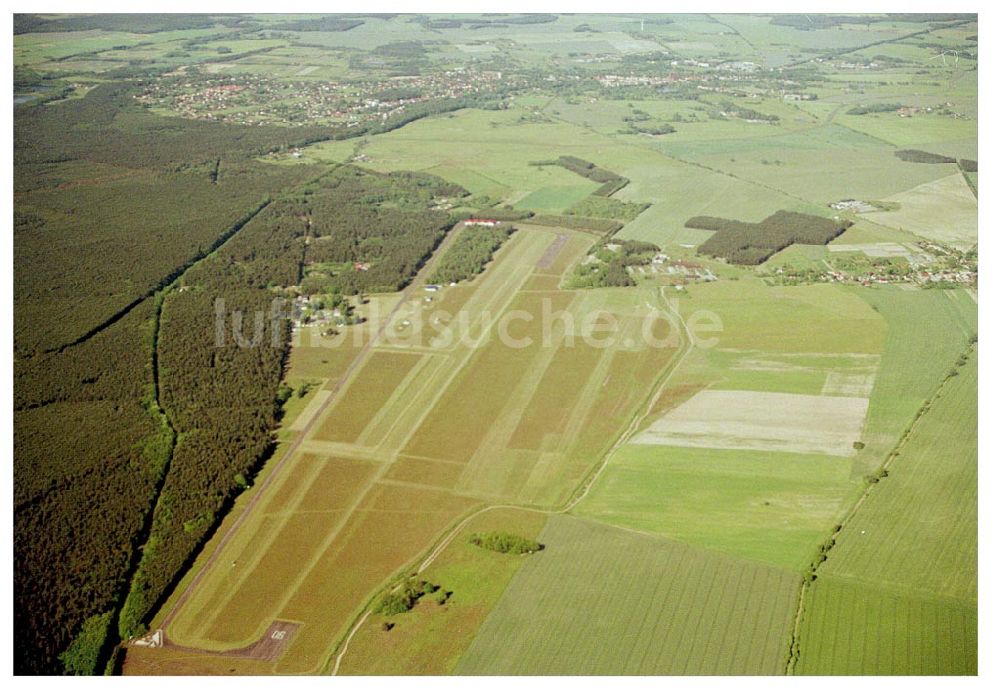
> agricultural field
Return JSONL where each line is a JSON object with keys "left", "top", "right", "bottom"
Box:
{"left": 575, "top": 444, "right": 857, "bottom": 570}
{"left": 335, "top": 507, "right": 550, "bottom": 675}
{"left": 455, "top": 515, "right": 801, "bottom": 675}
{"left": 864, "top": 172, "right": 979, "bottom": 248}
{"left": 795, "top": 346, "right": 977, "bottom": 674}
{"left": 632, "top": 389, "right": 870, "bottom": 456}
{"left": 14, "top": 11, "right": 977, "bottom": 678}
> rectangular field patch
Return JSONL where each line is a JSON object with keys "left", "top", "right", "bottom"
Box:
{"left": 634, "top": 389, "right": 868, "bottom": 457}
{"left": 314, "top": 351, "right": 423, "bottom": 444}
{"left": 288, "top": 389, "right": 333, "bottom": 431}
{"left": 456, "top": 515, "right": 800, "bottom": 675}
{"left": 507, "top": 343, "right": 605, "bottom": 451}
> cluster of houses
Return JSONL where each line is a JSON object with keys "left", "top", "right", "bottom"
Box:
{"left": 650, "top": 255, "right": 718, "bottom": 283}
{"left": 770, "top": 239, "right": 977, "bottom": 289}
{"left": 136, "top": 69, "right": 517, "bottom": 128}
{"left": 596, "top": 67, "right": 819, "bottom": 106}
{"left": 822, "top": 267, "right": 976, "bottom": 288}
{"left": 896, "top": 105, "right": 935, "bottom": 118}
{"left": 290, "top": 295, "right": 337, "bottom": 333}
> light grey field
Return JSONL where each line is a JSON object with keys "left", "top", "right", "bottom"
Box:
{"left": 634, "top": 389, "right": 870, "bottom": 456}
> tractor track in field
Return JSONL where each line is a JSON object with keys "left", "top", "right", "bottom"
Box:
{"left": 330, "top": 284, "right": 698, "bottom": 675}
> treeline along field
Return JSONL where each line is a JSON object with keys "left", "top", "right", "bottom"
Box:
{"left": 547, "top": 155, "right": 631, "bottom": 197}
{"left": 13, "top": 79, "right": 469, "bottom": 673}
{"left": 13, "top": 85, "right": 322, "bottom": 673}
{"left": 430, "top": 224, "right": 515, "bottom": 285}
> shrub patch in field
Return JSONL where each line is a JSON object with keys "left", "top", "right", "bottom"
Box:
{"left": 470, "top": 532, "right": 544, "bottom": 555}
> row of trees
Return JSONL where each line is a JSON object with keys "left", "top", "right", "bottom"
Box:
{"left": 470, "top": 532, "right": 544, "bottom": 554}
{"left": 895, "top": 149, "right": 978, "bottom": 172}
{"left": 895, "top": 149, "right": 960, "bottom": 164}
{"left": 718, "top": 101, "right": 780, "bottom": 123}
{"left": 530, "top": 214, "right": 624, "bottom": 235}
{"left": 847, "top": 103, "right": 903, "bottom": 115}
{"left": 566, "top": 196, "right": 649, "bottom": 221}
{"left": 373, "top": 578, "right": 440, "bottom": 616}
{"left": 430, "top": 224, "right": 514, "bottom": 285}
{"left": 549, "top": 155, "right": 630, "bottom": 196}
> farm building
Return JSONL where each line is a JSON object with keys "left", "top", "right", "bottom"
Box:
{"left": 464, "top": 218, "right": 500, "bottom": 227}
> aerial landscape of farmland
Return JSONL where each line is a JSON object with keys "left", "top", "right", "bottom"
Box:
{"left": 11, "top": 9, "right": 978, "bottom": 679}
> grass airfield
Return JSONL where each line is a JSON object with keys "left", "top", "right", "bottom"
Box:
{"left": 112, "top": 13, "right": 976, "bottom": 676}
{"left": 127, "top": 223, "right": 684, "bottom": 674}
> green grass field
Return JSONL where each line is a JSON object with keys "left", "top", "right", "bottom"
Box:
{"left": 795, "top": 346, "right": 976, "bottom": 674}
{"left": 683, "top": 280, "right": 887, "bottom": 354}
{"left": 865, "top": 172, "right": 978, "bottom": 248}
{"left": 575, "top": 444, "right": 856, "bottom": 570}
{"left": 797, "top": 349, "right": 976, "bottom": 672}
{"left": 513, "top": 184, "right": 599, "bottom": 212}
{"left": 851, "top": 288, "right": 977, "bottom": 473}
{"left": 822, "top": 346, "right": 977, "bottom": 599}
{"left": 796, "top": 575, "right": 976, "bottom": 675}
{"left": 455, "top": 515, "right": 800, "bottom": 675}
{"left": 337, "top": 108, "right": 614, "bottom": 204}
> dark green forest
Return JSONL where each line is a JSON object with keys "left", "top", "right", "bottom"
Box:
{"left": 689, "top": 211, "right": 851, "bottom": 265}
{"left": 430, "top": 224, "right": 515, "bottom": 285}
{"left": 13, "top": 80, "right": 467, "bottom": 674}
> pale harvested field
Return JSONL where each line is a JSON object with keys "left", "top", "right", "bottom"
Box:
{"left": 865, "top": 172, "right": 978, "bottom": 248}
{"left": 634, "top": 389, "right": 869, "bottom": 457}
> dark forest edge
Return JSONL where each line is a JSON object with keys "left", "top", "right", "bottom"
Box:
{"left": 12, "top": 75, "right": 479, "bottom": 674}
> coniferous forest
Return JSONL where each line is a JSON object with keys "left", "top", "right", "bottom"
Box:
{"left": 13, "top": 78, "right": 467, "bottom": 675}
